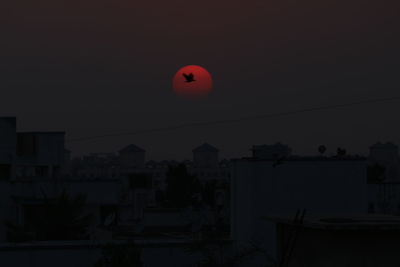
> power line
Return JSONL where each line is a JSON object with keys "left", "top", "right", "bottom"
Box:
{"left": 66, "top": 95, "right": 400, "bottom": 143}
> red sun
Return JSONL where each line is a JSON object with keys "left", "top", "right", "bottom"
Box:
{"left": 173, "top": 65, "right": 213, "bottom": 97}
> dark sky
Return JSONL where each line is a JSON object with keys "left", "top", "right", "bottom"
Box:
{"left": 1, "top": 0, "right": 400, "bottom": 160}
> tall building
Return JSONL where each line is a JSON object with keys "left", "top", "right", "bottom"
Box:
{"left": 0, "top": 117, "right": 17, "bottom": 180}
{"left": 368, "top": 142, "right": 400, "bottom": 181}
{"left": 0, "top": 117, "right": 68, "bottom": 241}
{"left": 367, "top": 142, "right": 400, "bottom": 214}
{"left": 231, "top": 149, "right": 367, "bottom": 261}
{"left": 0, "top": 117, "right": 66, "bottom": 180}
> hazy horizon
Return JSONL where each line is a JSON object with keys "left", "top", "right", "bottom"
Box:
{"left": 1, "top": 0, "right": 399, "bottom": 159}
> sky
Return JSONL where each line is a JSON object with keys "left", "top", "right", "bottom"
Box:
{"left": 1, "top": 0, "right": 400, "bottom": 160}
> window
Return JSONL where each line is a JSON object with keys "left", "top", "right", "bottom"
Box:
{"left": 17, "top": 134, "right": 36, "bottom": 157}
{"left": 368, "top": 202, "right": 375, "bottom": 214}
{"left": 52, "top": 166, "right": 60, "bottom": 178}
{"left": 129, "top": 173, "right": 152, "bottom": 189}
{"left": 134, "top": 193, "right": 147, "bottom": 219}
{"left": 0, "top": 164, "right": 11, "bottom": 180}
{"left": 35, "top": 166, "right": 49, "bottom": 177}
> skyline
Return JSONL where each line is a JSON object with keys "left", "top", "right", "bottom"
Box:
{"left": 1, "top": 1, "right": 400, "bottom": 266}
{"left": 4, "top": 112, "right": 400, "bottom": 162}
{"left": 5, "top": 95, "right": 400, "bottom": 160}
{"left": 1, "top": 0, "right": 400, "bottom": 159}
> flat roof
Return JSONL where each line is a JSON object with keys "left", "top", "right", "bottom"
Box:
{"left": 265, "top": 214, "right": 400, "bottom": 230}
{"left": 17, "top": 131, "right": 65, "bottom": 135}
{"left": 233, "top": 156, "right": 367, "bottom": 162}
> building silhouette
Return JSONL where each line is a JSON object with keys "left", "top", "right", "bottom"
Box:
{"left": 2, "top": 117, "right": 400, "bottom": 266}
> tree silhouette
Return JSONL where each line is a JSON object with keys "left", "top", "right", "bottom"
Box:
{"left": 165, "top": 164, "right": 201, "bottom": 208}
{"left": 336, "top": 147, "right": 347, "bottom": 157}
{"left": 318, "top": 145, "right": 327, "bottom": 155}
{"left": 367, "top": 163, "right": 386, "bottom": 183}
{"left": 202, "top": 179, "right": 218, "bottom": 207}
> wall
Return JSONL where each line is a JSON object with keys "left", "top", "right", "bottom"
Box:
{"left": 0, "top": 241, "right": 207, "bottom": 267}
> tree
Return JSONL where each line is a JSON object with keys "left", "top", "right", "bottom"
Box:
{"left": 165, "top": 164, "right": 201, "bottom": 208}
{"left": 336, "top": 147, "right": 347, "bottom": 157}
{"left": 367, "top": 163, "right": 386, "bottom": 183}
{"left": 318, "top": 145, "right": 327, "bottom": 155}
{"left": 202, "top": 179, "right": 218, "bottom": 207}
{"left": 5, "top": 190, "right": 94, "bottom": 242}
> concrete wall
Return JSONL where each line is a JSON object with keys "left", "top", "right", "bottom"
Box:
{"left": 0, "top": 241, "right": 206, "bottom": 267}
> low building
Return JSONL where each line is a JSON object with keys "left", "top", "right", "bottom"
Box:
{"left": 267, "top": 215, "right": 400, "bottom": 267}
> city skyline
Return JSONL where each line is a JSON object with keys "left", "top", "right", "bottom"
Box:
{"left": 1, "top": 0, "right": 400, "bottom": 159}
{"left": 1, "top": 0, "right": 400, "bottom": 266}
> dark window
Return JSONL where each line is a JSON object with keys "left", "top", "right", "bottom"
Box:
{"left": 17, "top": 134, "right": 36, "bottom": 157}
{"left": 129, "top": 173, "right": 152, "bottom": 189}
{"left": 367, "top": 164, "right": 386, "bottom": 183}
{"left": 155, "top": 190, "right": 165, "bottom": 203}
{"left": 0, "top": 164, "right": 11, "bottom": 180}
{"left": 23, "top": 204, "right": 46, "bottom": 231}
{"left": 52, "top": 166, "right": 61, "bottom": 178}
{"left": 368, "top": 202, "right": 375, "bottom": 213}
{"left": 35, "top": 166, "right": 49, "bottom": 177}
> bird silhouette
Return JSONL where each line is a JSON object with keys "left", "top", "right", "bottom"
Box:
{"left": 183, "top": 73, "right": 196, "bottom": 83}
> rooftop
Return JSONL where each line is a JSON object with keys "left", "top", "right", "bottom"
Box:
{"left": 370, "top": 142, "right": 398, "bottom": 149}
{"left": 266, "top": 214, "right": 400, "bottom": 230}
{"left": 192, "top": 143, "right": 219, "bottom": 153}
{"left": 17, "top": 131, "right": 65, "bottom": 135}
{"left": 233, "top": 155, "right": 367, "bottom": 162}
{"left": 119, "top": 144, "right": 145, "bottom": 153}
